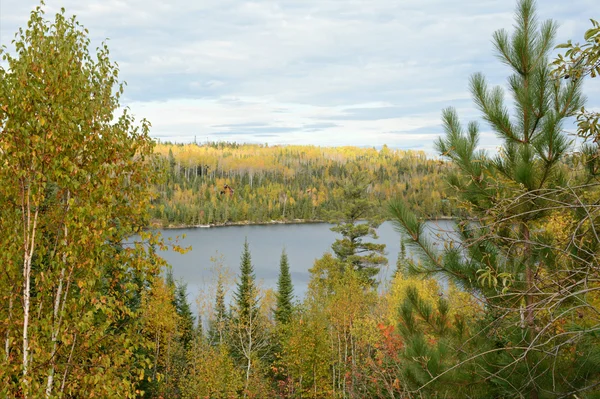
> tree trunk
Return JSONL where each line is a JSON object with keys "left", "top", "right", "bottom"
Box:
{"left": 522, "top": 224, "right": 538, "bottom": 399}
{"left": 60, "top": 333, "right": 77, "bottom": 394}
{"left": 22, "top": 181, "right": 40, "bottom": 392}
{"left": 47, "top": 194, "right": 70, "bottom": 397}
{"left": 45, "top": 267, "right": 65, "bottom": 398}
{"left": 5, "top": 295, "right": 13, "bottom": 362}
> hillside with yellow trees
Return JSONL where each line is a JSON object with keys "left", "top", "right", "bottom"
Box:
{"left": 151, "top": 142, "right": 451, "bottom": 226}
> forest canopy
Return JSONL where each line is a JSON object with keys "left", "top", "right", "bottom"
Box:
{"left": 151, "top": 142, "right": 452, "bottom": 227}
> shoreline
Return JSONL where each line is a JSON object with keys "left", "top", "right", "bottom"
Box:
{"left": 152, "top": 219, "right": 327, "bottom": 230}
{"left": 151, "top": 216, "right": 454, "bottom": 230}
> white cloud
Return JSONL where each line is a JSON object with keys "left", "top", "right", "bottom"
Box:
{"left": 1, "top": 0, "right": 598, "bottom": 151}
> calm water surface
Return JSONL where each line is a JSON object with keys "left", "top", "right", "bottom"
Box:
{"left": 158, "top": 220, "right": 456, "bottom": 310}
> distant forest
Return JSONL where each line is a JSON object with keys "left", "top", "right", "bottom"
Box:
{"left": 151, "top": 142, "right": 452, "bottom": 226}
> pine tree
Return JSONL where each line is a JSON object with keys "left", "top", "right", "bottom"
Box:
{"left": 329, "top": 164, "right": 387, "bottom": 285}
{"left": 396, "top": 286, "right": 480, "bottom": 397}
{"left": 389, "top": 0, "right": 597, "bottom": 397}
{"left": 274, "top": 249, "right": 294, "bottom": 325}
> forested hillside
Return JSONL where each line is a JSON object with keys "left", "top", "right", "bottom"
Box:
{"left": 151, "top": 143, "right": 451, "bottom": 226}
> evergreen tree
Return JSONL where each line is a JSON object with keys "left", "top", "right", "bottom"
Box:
{"left": 195, "top": 314, "right": 204, "bottom": 342}
{"left": 209, "top": 274, "right": 228, "bottom": 346}
{"left": 230, "top": 239, "right": 269, "bottom": 396}
{"left": 394, "top": 241, "right": 407, "bottom": 277}
{"left": 390, "top": 1, "right": 598, "bottom": 397}
{"left": 396, "top": 286, "right": 480, "bottom": 397}
{"left": 156, "top": 271, "right": 195, "bottom": 397}
{"left": 166, "top": 269, "right": 176, "bottom": 291}
{"left": 274, "top": 249, "right": 294, "bottom": 325}
{"left": 233, "top": 238, "right": 259, "bottom": 321}
{"left": 329, "top": 164, "right": 387, "bottom": 285}
{"left": 174, "top": 282, "right": 195, "bottom": 349}
{"left": 166, "top": 269, "right": 195, "bottom": 348}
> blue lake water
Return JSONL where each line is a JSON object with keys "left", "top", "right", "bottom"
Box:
{"left": 157, "top": 220, "right": 456, "bottom": 313}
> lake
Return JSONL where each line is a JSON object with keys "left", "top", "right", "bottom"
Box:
{"left": 157, "top": 220, "right": 456, "bottom": 313}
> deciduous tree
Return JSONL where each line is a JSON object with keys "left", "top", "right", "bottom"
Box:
{"left": 0, "top": 5, "right": 163, "bottom": 397}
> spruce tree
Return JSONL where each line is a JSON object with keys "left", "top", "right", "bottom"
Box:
{"left": 209, "top": 275, "right": 228, "bottom": 346}
{"left": 166, "top": 270, "right": 195, "bottom": 348}
{"left": 230, "top": 239, "right": 268, "bottom": 396}
{"left": 166, "top": 269, "right": 176, "bottom": 291}
{"left": 389, "top": 0, "right": 597, "bottom": 397}
{"left": 274, "top": 249, "right": 294, "bottom": 325}
{"left": 174, "top": 282, "right": 195, "bottom": 349}
{"left": 394, "top": 241, "right": 407, "bottom": 277}
{"left": 233, "top": 238, "right": 259, "bottom": 321}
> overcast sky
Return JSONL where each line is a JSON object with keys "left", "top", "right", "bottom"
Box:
{"left": 1, "top": 0, "right": 598, "bottom": 152}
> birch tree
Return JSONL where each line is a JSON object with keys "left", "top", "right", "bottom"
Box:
{"left": 0, "top": 5, "right": 163, "bottom": 398}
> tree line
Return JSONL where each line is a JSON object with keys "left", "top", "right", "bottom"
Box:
{"left": 150, "top": 142, "right": 452, "bottom": 227}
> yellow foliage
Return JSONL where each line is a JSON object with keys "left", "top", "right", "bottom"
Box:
{"left": 384, "top": 273, "right": 482, "bottom": 326}
{"left": 180, "top": 343, "right": 243, "bottom": 399}
{"left": 541, "top": 211, "right": 575, "bottom": 247}
{"left": 384, "top": 274, "right": 440, "bottom": 326}
{"left": 141, "top": 276, "right": 179, "bottom": 337}
{"left": 446, "top": 282, "right": 483, "bottom": 320}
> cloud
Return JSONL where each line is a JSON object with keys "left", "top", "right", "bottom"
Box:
{"left": 214, "top": 126, "right": 302, "bottom": 135}
{"left": 1, "top": 0, "right": 597, "bottom": 152}
{"left": 302, "top": 122, "right": 339, "bottom": 132}
{"left": 212, "top": 122, "right": 270, "bottom": 128}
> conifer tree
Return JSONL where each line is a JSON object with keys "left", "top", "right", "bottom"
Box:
{"left": 166, "top": 270, "right": 195, "bottom": 348}
{"left": 395, "top": 286, "right": 481, "bottom": 397}
{"left": 389, "top": 1, "right": 598, "bottom": 397}
{"left": 233, "top": 239, "right": 259, "bottom": 321}
{"left": 174, "top": 282, "right": 195, "bottom": 349}
{"left": 230, "top": 239, "right": 269, "bottom": 397}
{"left": 154, "top": 272, "right": 195, "bottom": 397}
{"left": 166, "top": 269, "right": 176, "bottom": 291}
{"left": 329, "top": 164, "right": 387, "bottom": 285}
{"left": 274, "top": 249, "right": 294, "bottom": 325}
{"left": 209, "top": 275, "right": 228, "bottom": 346}
{"left": 394, "top": 241, "right": 407, "bottom": 277}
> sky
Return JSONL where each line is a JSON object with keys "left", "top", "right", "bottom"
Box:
{"left": 1, "top": 0, "right": 599, "bottom": 153}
